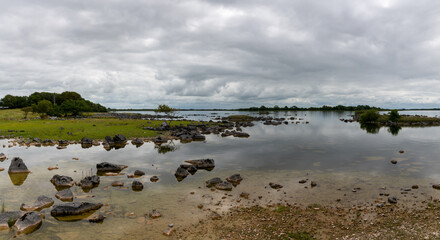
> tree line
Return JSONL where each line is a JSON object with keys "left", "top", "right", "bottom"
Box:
{"left": 0, "top": 91, "right": 107, "bottom": 117}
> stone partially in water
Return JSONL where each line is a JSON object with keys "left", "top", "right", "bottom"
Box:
{"left": 50, "top": 202, "right": 103, "bottom": 218}
{"left": 79, "top": 175, "right": 100, "bottom": 191}
{"left": 174, "top": 167, "right": 189, "bottom": 182}
{"left": 96, "top": 162, "right": 128, "bottom": 172}
{"left": 269, "top": 182, "right": 283, "bottom": 189}
{"left": 20, "top": 195, "right": 54, "bottom": 211}
{"left": 388, "top": 196, "right": 397, "bottom": 204}
{"left": 0, "top": 211, "right": 22, "bottom": 231}
{"left": 134, "top": 170, "right": 145, "bottom": 176}
{"left": 150, "top": 176, "right": 159, "bottom": 182}
{"left": 433, "top": 184, "right": 440, "bottom": 190}
{"left": 180, "top": 164, "right": 197, "bottom": 175}
{"left": 0, "top": 153, "right": 6, "bottom": 161}
{"left": 215, "top": 181, "right": 233, "bottom": 191}
{"left": 390, "top": 160, "right": 397, "bottom": 164}
{"left": 50, "top": 174, "right": 74, "bottom": 188}
{"left": 226, "top": 174, "right": 243, "bottom": 185}
{"left": 8, "top": 157, "right": 30, "bottom": 173}
{"left": 13, "top": 211, "right": 42, "bottom": 235}
{"left": 149, "top": 209, "right": 161, "bottom": 219}
{"left": 131, "top": 138, "right": 144, "bottom": 146}
{"left": 88, "top": 214, "right": 105, "bottom": 223}
{"left": 111, "top": 181, "right": 124, "bottom": 187}
{"left": 56, "top": 189, "right": 74, "bottom": 202}
{"left": 184, "top": 159, "right": 215, "bottom": 170}
{"left": 206, "top": 177, "right": 222, "bottom": 188}
{"left": 132, "top": 181, "right": 143, "bottom": 191}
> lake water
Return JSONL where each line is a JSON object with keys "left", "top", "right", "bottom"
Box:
{"left": 1, "top": 110, "right": 440, "bottom": 239}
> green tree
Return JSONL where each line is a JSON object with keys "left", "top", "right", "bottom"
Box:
{"left": 21, "top": 106, "right": 33, "bottom": 119}
{"left": 154, "top": 104, "right": 177, "bottom": 125}
{"left": 359, "top": 109, "right": 380, "bottom": 123}
{"left": 32, "top": 100, "right": 53, "bottom": 119}
{"left": 388, "top": 110, "right": 400, "bottom": 122}
{"left": 60, "top": 100, "right": 87, "bottom": 116}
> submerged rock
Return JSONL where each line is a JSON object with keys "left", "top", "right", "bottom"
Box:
{"left": 0, "top": 211, "right": 22, "bottom": 231}
{"left": 215, "top": 181, "right": 233, "bottom": 191}
{"left": 79, "top": 175, "right": 100, "bottom": 190}
{"left": 96, "top": 162, "right": 128, "bottom": 172}
{"left": 88, "top": 214, "right": 105, "bottom": 223}
{"left": 269, "top": 182, "right": 283, "bottom": 189}
{"left": 0, "top": 153, "right": 6, "bottom": 161}
{"left": 56, "top": 189, "right": 74, "bottom": 202}
{"left": 8, "top": 157, "right": 30, "bottom": 173}
{"left": 50, "top": 174, "right": 74, "bottom": 188}
{"left": 184, "top": 159, "right": 215, "bottom": 170}
{"left": 174, "top": 167, "right": 189, "bottom": 181}
{"left": 150, "top": 176, "right": 159, "bottom": 182}
{"left": 134, "top": 170, "right": 145, "bottom": 176}
{"left": 20, "top": 195, "right": 54, "bottom": 211}
{"left": 13, "top": 211, "right": 42, "bottom": 235}
{"left": 149, "top": 209, "right": 161, "bottom": 219}
{"left": 50, "top": 202, "right": 103, "bottom": 217}
{"left": 226, "top": 174, "right": 243, "bottom": 185}
{"left": 132, "top": 181, "right": 143, "bottom": 191}
{"left": 206, "top": 177, "right": 222, "bottom": 188}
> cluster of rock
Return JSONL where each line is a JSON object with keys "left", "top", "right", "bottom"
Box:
{"left": 205, "top": 174, "right": 243, "bottom": 191}
{"left": 174, "top": 159, "right": 215, "bottom": 181}
{"left": 92, "top": 112, "right": 183, "bottom": 120}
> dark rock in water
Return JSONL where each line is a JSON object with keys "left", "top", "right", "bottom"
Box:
{"left": 96, "top": 162, "right": 128, "bottom": 172}
{"left": 184, "top": 159, "right": 215, "bottom": 170}
{"left": 58, "top": 140, "right": 69, "bottom": 146}
{"left": 134, "top": 170, "right": 145, "bottom": 176}
{"left": 180, "top": 164, "right": 198, "bottom": 174}
{"left": 433, "top": 184, "right": 440, "bottom": 190}
{"left": 131, "top": 138, "right": 144, "bottom": 146}
{"left": 226, "top": 174, "right": 243, "bottom": 185}
{"left": 206, "top": 177, "right": 222, "bottom": 188}
{"left": 215, "top": 181, "right": 233, "bottom": 191}
{"left": 412, "top": 185, "right": 419, "bottom": 189}
{"left": 192, "top": 134, "right": 206, "bottom": 141}
{"left": 132, "top": 181, "right": 143, "bottom": 191}
{"left": 8, "top": 172, "right": 29, "bottom": 186}
{"left": 390, "top": 160, "right": 397, "bottom": 164}
{"left": 80, "top": 175, "right": 100, "bottom": 190}
{"left": 311, "top": 181, "right": 317, "bottom": 187}
{"left": 56, "top": 189, "right": 74, "bottom": 202}
{"left": 104, "top": 136, "right": 114, "bottom": 145}
{"left": 14, "top": 211, "right": 42, "bottom": 235}
{"left": 174, "top": 167, "right": 189, "bottom": 181}
{"left": 81, "top": 137, "right": 93, "bottom": 145}
{"left": 0, "top": 211, "right": 22, "bottom": 231}
{"left": 299, "top": 179, "right": 307, "bottom": 184}
{"left": 113, "top": 134, "right": 127, "bottom": 144}
{"left": 89, "top": 214, "right": 105, "bottom": 223}
{"left": 50, "top": 174, "right": 74, "bottom": 188}
{"left": 150, "top": 176, "right": 159, "bottom": 182}
{"left": 388, "top": 196, "right": 397, "bottom": 204}
{"left": 240, "top": 192, "right": 250, "bottom": 199}
{"left": 111, "top": 181, "right": 124, "bottom": 187}
{"left": 8, "top": 157, "right": 30, "bottom": 173}
{"left": 149, "top": 209, "right": 161, "bottom": 219}
{"left": 0, "top": 153, "right": 6, "bottom": 161}
{"left": 51, "top": 202, "right": 103, "bottom": 217}
{"left": 269, "top": 182, "right": 283, "bottom": 189}
{"left": 20, "top": 195, "right": 54, "bottom": 211}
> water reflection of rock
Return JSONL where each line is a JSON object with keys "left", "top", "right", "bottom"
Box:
{"left": 8, "top": 172, "right": 29, "bottom": 186}
{"left": 155, "top": 142, "right": 179, "bottom": 154}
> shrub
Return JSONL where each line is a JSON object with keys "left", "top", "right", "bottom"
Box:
{"left": 359, "top": 109, "right": 380, "bottom": 123}
{"left": 388, "top": 110, "right": 401, "bottom": 122}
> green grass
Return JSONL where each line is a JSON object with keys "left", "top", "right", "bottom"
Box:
{"left": 0, "top": 116, "right": 198, "bottom": 141}
{"left": 0, "top": 109, "right": 39, "bottom": 120}
{"left": 377, "top": 114, "right": 440, "bottom": 123}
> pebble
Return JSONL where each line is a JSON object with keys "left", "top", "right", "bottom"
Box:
{"left": 48, "top": 166, "right": 59, "bottom": 171}
{"left": 111, "top": 181, "right": 124, "bottom": 187}
{"left": 0, "top": 167, "right": 4, "bottom": 171}
{"left": 163, "top": 228, "right": 174, "bottom": 236}
{"left": 391, "top": 160, "right": 397, "bottom": 164}
{"left": 388, "top": 197, "right": 398, "bottom": 204}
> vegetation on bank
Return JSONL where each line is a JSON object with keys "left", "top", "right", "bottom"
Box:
{"left": 358, "top": 109, "right": 440, "bottom": 124}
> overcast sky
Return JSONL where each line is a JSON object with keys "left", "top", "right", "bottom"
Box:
{"left": 1, "top": 0, "right": 439, "bottom": 109}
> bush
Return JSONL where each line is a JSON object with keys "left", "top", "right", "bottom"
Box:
{"left": 32, "top": 100, "right": 53, "bottom": 119}
{"left": 359, "top": 109, "right": 380, "bottom": 123}
{"left": 388, "top": 110, "right": 400, "bottom": 122}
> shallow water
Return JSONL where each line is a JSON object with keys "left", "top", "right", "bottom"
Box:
{"left": 1, "top": 110, "right": 440, "bottom": 239}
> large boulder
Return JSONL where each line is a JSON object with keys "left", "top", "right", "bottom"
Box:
{"left": 0, "top": 211, "right": 22, "bottom": 231}
{"left": 174, "top": 167, "right": 189, "bottom": 181}
{"left": 226, "top": 174, "right": 243, "bottom": 186}
{"left": 184, "top": 159, "right": 215, "bottom": 170}
{"left": 8, "top": 157, "right": 30, "bottom": 173}
{"left": 20, "top": 196, "right": 54, "bottom": 211}
{"left": 55, "top": 188, "right": 74, "bottom": 202}
{"left": 113, "top": 134, "right": 127, "bottom": 144}
{"left": 96, "top": 162, "right": 128, "bottom": 172}
{"left": 215, "top": 181, "right": 233, "bottom": 191}
{"left": 51, "top": 202, "right": 103, "bottom": 219}
{"left": 206, "top": 177, "right": 222, "bottom": 188}
{"left": 79, "top": 175, "right": 100, "bottom": 191}
{"left": 13, "top": 211, "right": 42, "bottom": 235}
{"left": 50, "top": 174, "right": 74, "bottom": 188}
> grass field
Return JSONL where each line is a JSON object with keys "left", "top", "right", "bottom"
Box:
{"left": 0, "top": 109, "right": 196, "bottom": 140}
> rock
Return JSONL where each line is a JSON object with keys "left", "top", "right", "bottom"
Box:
{"left": 96, "top": 162, "right": 128, "bottom": 172}
{"left": 113, "top": 134, "right": 127, "bottom": 144}
{"left": 391, "top": 160, "right": 397, "bottom": 164}
{"left": 132, "top": 181, "right": 143, "bottom": 191}
{"left": 149, "top": 209, "right": 161, "bottom": 219}
{"left": 226, "top": 174, "right": 243, "bottom": 185}
{"left": 48, "top": 166, "right": 58, "bottom": 171}
{"left": 150, "top": 176, "right": 159, "bottom": 182}
{"left": 240, "top": 192, "right": 250, "bottom": 199}
{"left": 174, "top": 167, "right": 189, "bottom": 181}
{"left": 388, "top": 196, "right": 397, "bottom": 204}
{"left": 269, "top": 182, "right": 283, "bottom": 189}
{"left": 80, "top": 176, "right": 100, "bottom": 190}
{"left": 20, "top": 195, "right": 54, "bottom": 211}
{"left": 215, "top": 181, "right": 233, "bottom": 191}
{"left": 50, "top": 174, "right": 74, "bottom": 188}
{"left": 211, "top": 214, "right": 222, "bottom": 220}
{"left": 433, "top": 184, "right": 440, "bottom": 190}
{"left": 51, "top": 202, "right": 103, "bottom": 219}
{"left": 57, "top": 146, "right": 67, "bottom": 150}
{"left": 399, "top": 150, "right": 404, "bottom": 154}
{"left": 206, "top": 177, "right": 222, "bottom": 188}
{"left": 111, "top": 181, "right": 124, "bottom": 187}
{"left": 88, "top": 214, "right": 105, "bottom": 223}
{"left": 134, "top": 170, "right": 145, "bottom": 176}
{"left": 311, "top": 181, "right": 317, "bottom": 187}
{"left": 13, "top": 211, "right": 42, "bottom": 235}
{"left": 0, "top": 211, "right": 22, "bottom": 231}
{"left": 56, "top": 189, "right": 74, "bottom": 202}
{"left": 412, "top": 185, "right": 419, "bottom": 189}
{"left": 180, "top": 164, "right": 197, "bottom": 174}
{"left": 299, "top": 179, "right": 307, "bottom": 184}
{"left": 81, "top": 138, "right": 93, "bottom": 148}
{"left": 58, "top": 140, "right": 69, "bottom": 146}
{"left": 131, "top": 138, "right": 144, "bottom": 146}
{"left": 163, "top": 228, "right": 174, "bottom": 236}
{"left": 8, "top": 157, "right": 30, "bottom": 173}
{"left": 184, "top": 159, "right": 215, "bottom": 170}
{"left": 376, "top": 203, "right": 385, "bottom": 208}
{"left": 0, "top": 153, "right": 6, "bottom": 161}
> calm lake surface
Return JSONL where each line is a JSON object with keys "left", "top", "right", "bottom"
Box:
{"left": 1, "top": 110, "right": 440, "bottom": 239}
